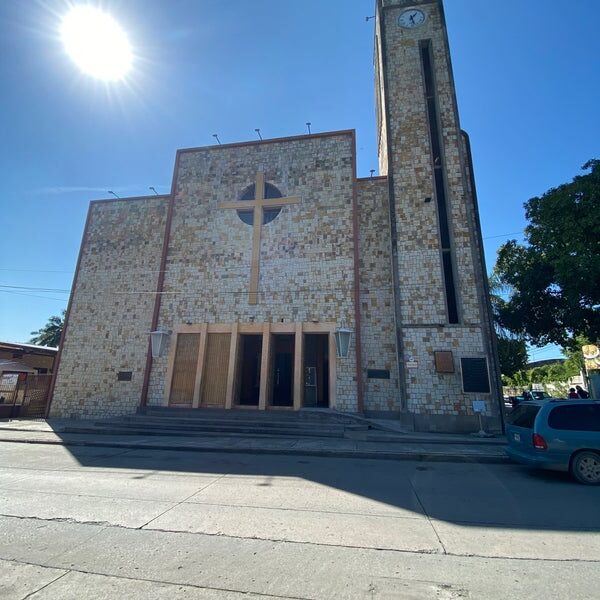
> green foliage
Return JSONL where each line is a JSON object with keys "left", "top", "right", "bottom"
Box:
{"left": 489, "top": 273, "right": 529, "bottom": 376}
{"left": 494, "top": 160, "right": 600, "bottom": 347}
{"left": 29, "top": 311, "right": 65, "bottom": 348}
{"left": 497, "top": 337, "right": 528, "bottom": 377}
{"left": 503, "top": 357, "right": 581, "bottom": 394}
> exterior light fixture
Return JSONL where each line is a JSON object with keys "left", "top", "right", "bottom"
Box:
{"left": 335, "top": 326, "right": 352, "bottom": 358}
{"left": 149, "top": 327, "right": 171, "bottom": 359}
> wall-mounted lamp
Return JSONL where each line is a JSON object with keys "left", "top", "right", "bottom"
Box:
{"left": 335, "top": 326, "right": 352, "bottom": 358}
{"left": 149, "top": 327, "right": 171, "bottom": 359}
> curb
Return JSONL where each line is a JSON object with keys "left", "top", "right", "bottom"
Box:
{"left": 0, "top": 425, "right": 506, "bottom": 446}
{"left": 0, "top": 436, "right": 510, "bottom": 464}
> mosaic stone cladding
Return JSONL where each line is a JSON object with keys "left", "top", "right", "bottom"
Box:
{"left": 147, "top": 134, "right": 359, "bottom": 411}
{"left": 50, "top": 197, "right": 168, "bottom": 418}
{"left": 49, "top": 0, "right": 501, "bottom": 432}
{"left": 356, "top": 177, "right": 400, "bottom": 412}
{"left": 375, "top": 0, "right": 501, "bottom": 429}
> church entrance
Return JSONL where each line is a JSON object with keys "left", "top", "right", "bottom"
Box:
{"left": 236, "top": 334, "right": 262, "bottom": 406}
{"left": 164, "top": 323, "right": 336, "bottom": 411}
{"left": 303, "top": 334, "right": 329, "bottom": 408}
{"left": 200, "top": 333, "right": 230, "bottom": 407}
{"left": 270, "top": 334, "right": 294, "bottom": 407}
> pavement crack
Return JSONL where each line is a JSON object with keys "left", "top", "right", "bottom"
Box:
{"left": 1, "top": 514, "right": 599, "bottom": 564}
{"left": 20, "top": 569, "right": 70, "bottom": 599}
{"left": 408, "top": 476, "right": 448, "bottom": 555}
{"left": 182, "top": 499, "right": 424, "bottom": 520}
{"left": 137, "top": 469, "right": 232, "bottom": 530}
{"left": 0, "top": 513, "right": 116, "bottom": 528}
{"left": 2, "top": 557, "right": 312, "bottom": 600}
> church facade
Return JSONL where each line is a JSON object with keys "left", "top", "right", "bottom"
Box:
{"left": 49, "top": 0, "right": 504, "bottom": 433}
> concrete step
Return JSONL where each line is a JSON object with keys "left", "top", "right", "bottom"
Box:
{"left": 62, "top": 423, "right": 345, "bottom": 439}
{"left": 140, "top": 406, "right": 363, "bottom": 425}
{"left": 119, "top": 415, "right": 350, "bottom": 432}
{"left": 97, "top": 420, "right": 346, "bottom": 437}
{"left": 141, "top": 407, "right": 300, "bottom": 419}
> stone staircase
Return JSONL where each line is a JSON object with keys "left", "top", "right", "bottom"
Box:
{"left": 60, "top": 407, "right": 371, "bottom": 440}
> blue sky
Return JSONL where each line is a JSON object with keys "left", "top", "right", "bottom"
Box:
{"left": 1, "top": 0, "right": 598, "bottom": 363}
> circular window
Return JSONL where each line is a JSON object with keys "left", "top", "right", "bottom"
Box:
{"left": 237, "top": 182, "right": 283, "bottom": 225}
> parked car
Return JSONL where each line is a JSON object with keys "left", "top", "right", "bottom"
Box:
{"left": 505, "top": 399, "right": 600, "bottom": 484}
{"left": 509, "top": 390, "right": 554, "bottom": 409}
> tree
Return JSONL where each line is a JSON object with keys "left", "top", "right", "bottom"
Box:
{"left": 494, "top": 160, "right": 600, "bottom": 347}
{"left": 497, "top": 337, "right": 528, "bottom": 378}
{"left": 488, "top": 273, "right": 528, "bottom": 376}
{"left": 29, "top": 311, "right": 65, "bottom": 347}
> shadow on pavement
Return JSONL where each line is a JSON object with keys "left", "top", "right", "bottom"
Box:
{"left": 7, "top": 432, "right": 597, "bottom": 535}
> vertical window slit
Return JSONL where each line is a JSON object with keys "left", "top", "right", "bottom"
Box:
{"left": 420, "top": 40, "right": 459, "bottom": 324}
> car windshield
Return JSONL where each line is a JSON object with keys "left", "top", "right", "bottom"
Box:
{"left": 507, "top": 404, "right": 541, "bottom": 428}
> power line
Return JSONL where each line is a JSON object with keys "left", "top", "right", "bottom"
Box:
{"left": 0, "top": 290, "right": 67, "bottom": 302}
{"left": 0, "top": 268, "right": 74, "bottom": 273}
{"left": 0, "top": 285, "right": 70, "bottom": 293}
{"left": 483, "top": 231, "right": 524, "bottom": 240}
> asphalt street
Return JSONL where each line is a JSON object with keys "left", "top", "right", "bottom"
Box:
{"left": 0, "top": 441, "right": 599, "bottom": 599}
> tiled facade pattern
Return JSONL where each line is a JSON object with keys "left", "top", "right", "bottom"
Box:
{"left": 376, "top": 0, "right": 498, "bottom": 420}
{"left": 50, "top": 198, "right": 167, "bottom": 418}
{"left": 356, "top": 178, "right": 400, "bottom": 412}
{"left": 147, "top": 134, "right": 359, "bottom": 411}
{"left": 50, "top": 0, "right": 501, "bottom": 430}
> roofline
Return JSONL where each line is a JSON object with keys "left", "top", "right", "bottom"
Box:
{"left": 90, "top": 194, "right": 170, "bottom": 206}
{"left": 176, "top": 129, "right": 356, "bottom": 156}
{"left": 0, "top": 341, "right": 58, "bottom": 354}
{"left": 356, "top": 175, "right": 388, "bottom": 182}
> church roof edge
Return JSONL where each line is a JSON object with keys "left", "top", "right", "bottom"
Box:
{"left": 90, "top": 194, "right": 170, "bottom": 206}
{"left": 176, "top": 129, "right": 356, "bottom": 156}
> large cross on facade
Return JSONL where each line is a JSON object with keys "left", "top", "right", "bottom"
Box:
{"left": 220, "top": 172, "right": 300, "bottom": 305}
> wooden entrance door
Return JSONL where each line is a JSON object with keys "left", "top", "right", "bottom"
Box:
{"left": 200, "top": 333, "right": 231, "bottom": 407}
{"left": 169, "top": 333, "right": 201, "bottom": 406}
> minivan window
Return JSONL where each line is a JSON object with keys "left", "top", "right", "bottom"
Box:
{"left": 508, "top": 404, "right": 541, "bottom": 428}
{"left": 548, "top": 404, "right": 600, "bottom": 431}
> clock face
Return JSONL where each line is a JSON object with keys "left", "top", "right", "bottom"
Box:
{"left": 398, "top": 8, "right": 426, "bottom": 29}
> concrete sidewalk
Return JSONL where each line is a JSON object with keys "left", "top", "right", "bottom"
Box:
{"left": 1, "top": 442, "right": 598, "bottom": 599}
{"left": 0, "top": 419, "right": 508, "bottom": 463}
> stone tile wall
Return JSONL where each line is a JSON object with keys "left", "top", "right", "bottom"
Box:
{"left": 147, "top": 133, "right": 359, "bottom": 411}
{"left": 356, "top": 177, "right": 400, "bottom": 412}
{"left": 376, "top": 0, "right": 499, "bottom": 422}
{"left": 50, "top": 197, "right": 167, "bottom": 418}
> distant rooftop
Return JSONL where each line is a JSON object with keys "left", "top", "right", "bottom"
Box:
{"left": 0, "top": 341, "right": 58, "bottom": 354}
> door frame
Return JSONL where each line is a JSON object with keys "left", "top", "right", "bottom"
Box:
{"left": 164, "top": 322, "right": 337, "bottom": 410}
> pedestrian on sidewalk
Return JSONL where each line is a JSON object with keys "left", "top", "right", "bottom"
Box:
{"left": 568, "top": 388, "right": 579, "bottom": 399}
{"left": 576, "top": 385, "right": 590, "bottom": 399}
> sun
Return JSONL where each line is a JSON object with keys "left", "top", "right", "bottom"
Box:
{"left": 61, "top": 6, "right": 132, "bottom": 81}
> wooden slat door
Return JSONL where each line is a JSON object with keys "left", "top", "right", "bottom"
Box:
{"left": 201, "top": 333, "right": 231, "bottom": 407}
{"left": 169, "top": 333, "right": 201, "bottom": 406}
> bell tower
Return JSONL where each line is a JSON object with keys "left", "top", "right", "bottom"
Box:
{"left": 374, "top": 0, "right": 503, "bottom": 431}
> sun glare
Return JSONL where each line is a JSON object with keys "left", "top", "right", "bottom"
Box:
{"left": 61, "top": 6, "right": 132, "bottom": 81}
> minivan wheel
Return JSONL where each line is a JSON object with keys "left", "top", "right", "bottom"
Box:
{"left": 570, "top": 451, "right": 600, "bottom": 485}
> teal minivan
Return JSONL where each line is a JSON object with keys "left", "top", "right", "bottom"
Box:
{"left": 506, "top": 400, "right": 600, "bottom": 485}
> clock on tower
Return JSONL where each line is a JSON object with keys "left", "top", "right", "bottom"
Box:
{"left": 373, "top": 0, "right": 502, "bottom": 429}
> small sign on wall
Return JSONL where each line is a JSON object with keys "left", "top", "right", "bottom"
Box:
{"left": 367, "top": 369, "right": 390, "bottom": 379}
{"left": 434, "top": 351, "right": 454, "bottom": 373}
{"left": 1, "top": 374, "right": 19, "bottom": 389}
{"left": 472, "top": 400, "right": 487, "bottom": 414}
